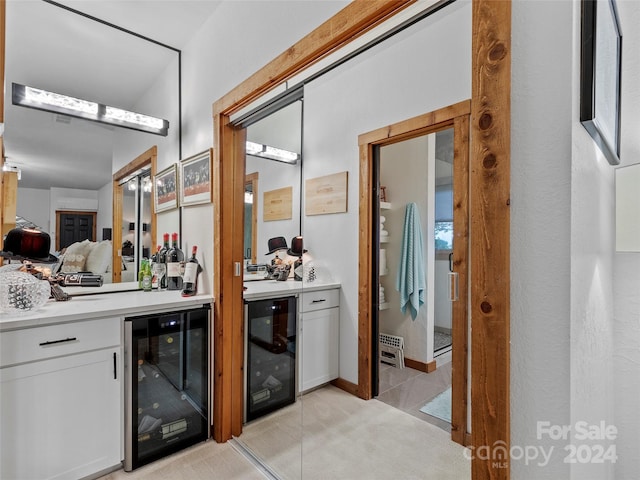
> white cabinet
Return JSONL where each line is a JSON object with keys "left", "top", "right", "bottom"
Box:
{"left": 0, "top": 318, "right": 121, "bottom": 480}
{"left": 298, "top": 288, "right": 340, "bottom": 392}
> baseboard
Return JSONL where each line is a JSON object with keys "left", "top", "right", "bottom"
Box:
{"left": 404, "top": 357, "right": 437, "bottom": 373}
{"left": 331, "top": 377, "right": 359, "bottom": 396}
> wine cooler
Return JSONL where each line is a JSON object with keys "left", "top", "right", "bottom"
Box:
{"left": 244, "top": 296, "right": 297, "bottom": 422}
{"left": 124, "top": 306, "right": 210, "bottom": 471}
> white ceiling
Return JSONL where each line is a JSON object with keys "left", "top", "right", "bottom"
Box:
{"left": 3, "top": 0, "right": 221, "bottom": 190}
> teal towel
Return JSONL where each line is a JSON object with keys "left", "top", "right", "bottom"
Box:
{"left": 395, "top": 202, "right": 426, "bottom": 320}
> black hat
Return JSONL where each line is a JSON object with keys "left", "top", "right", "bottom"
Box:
{"left": 266, "top": 236, "right": 288, "bottom": 255}
{"left": 1, "top": 227, "right": 59, "bottom": 263}
{"left": 287, "top": 236, "right": 307, "bottom": 257}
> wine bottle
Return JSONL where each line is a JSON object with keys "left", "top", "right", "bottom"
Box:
{"left": 151, "top": 245, "right": 161, "bottom": 290}
{"left": 181, "top": 246, "right": 202, "bottom": 297}
{"left": 57, "top": 273, "right": 103, "bottom": 287}
{"left": 158, "top": 233, "right": 170, "bottom": 290}
{"left": 166, "top": 232, "right": 184, "bottom": 290}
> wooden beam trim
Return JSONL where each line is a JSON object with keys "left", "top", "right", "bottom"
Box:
{"left": 357, "top": 142, "right": 373, "bottom": 400}
{"left": 450, "top": 114, "right": 470, "bottom": 447}
{"left": 215, "top": 0, "right": 416, "bottom": 116}
{"left": 112, "top": 145, "right": 158, "bottom": 182}
{"left": 471, "top": 0, "right": 511, "bottom": 478}
{"left": 358, "top": 99, "right": 471, "bottom": 146}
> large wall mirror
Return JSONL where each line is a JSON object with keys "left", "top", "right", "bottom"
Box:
{"left": 3, "top": 1, "right": 180, "bottom": 282}
{"left": 244, "top": 100, "right": 303, "bottom": 268}
{"left": 235, "top": 98, "right": 304, "bottom": 477}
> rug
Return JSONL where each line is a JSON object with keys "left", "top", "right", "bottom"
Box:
{"left": 419, "top": 387, "right": 451, "bottom": 423}
{"left": 434, "top": 331, "right": 452, "bottom": 352}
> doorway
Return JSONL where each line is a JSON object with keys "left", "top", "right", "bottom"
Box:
{"left": 358, "top": 100, "right": 470, "bottom": 446}
{"left": 55, "top": 211, "right": 96, "bottom": 250}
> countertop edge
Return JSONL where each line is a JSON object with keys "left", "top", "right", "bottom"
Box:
{"left": 0, "top": 292, "right": 214, "bottom": 332}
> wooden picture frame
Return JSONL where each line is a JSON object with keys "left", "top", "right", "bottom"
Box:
{"left": 154, "top": 164, "right": 178, "bottom": 213}
{"left": 180, "top": 149, "right": 213, "bottom": 206}
{"left": 580, "top": 0, "right": 623, "bottom": 166}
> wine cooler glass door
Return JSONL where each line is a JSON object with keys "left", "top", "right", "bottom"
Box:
{"left": 125, "top": 307, "right": 209, "bottom": 471}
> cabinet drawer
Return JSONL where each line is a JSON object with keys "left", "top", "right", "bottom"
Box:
{"left": 299, "top": 288, "right": 340, "bottom": 313}
{"left": 1, "top": 317, "right": 120, "bottom": 367}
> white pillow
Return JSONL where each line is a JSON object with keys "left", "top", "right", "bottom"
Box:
{"left": 85, "top": 240, "right": 112, "bottom": 274}
{"left": 60, "top": 253, "right": 86, "bottom": 272}
{"left": 60, "top": 240, "right": 92, "bottom": 273}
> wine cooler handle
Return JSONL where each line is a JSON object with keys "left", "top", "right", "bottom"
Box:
{"left": 113, "top": 352, "right": 117, "bottom": 380}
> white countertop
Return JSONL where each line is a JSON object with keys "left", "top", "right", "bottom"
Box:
{"left": 0, "top": 285, "right": 213, "bottom": 332}
{"left": 242, "top": 279, "right": 340, "bottom": 300}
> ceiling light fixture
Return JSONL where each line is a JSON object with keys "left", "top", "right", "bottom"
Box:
{"left": 12, "top": 83, "right": 169, "bottom": 136}
{"left": 245, "top": 140, "right": 299, "bottom": 164}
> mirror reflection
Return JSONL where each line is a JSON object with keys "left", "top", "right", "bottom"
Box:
{"left": 4, "top": 1, "right": 179, "bottom": 282}
{"left": 243, "top": 100, "right": 302, "bottom": 279}
{"left": 236, "top": 99, "right": 303, "bottom": 479}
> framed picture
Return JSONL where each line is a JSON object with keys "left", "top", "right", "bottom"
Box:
{"left": 180, "top": 149, "right": 213, "bottom": 207}
{"left": 580, "top": 0, "right": 622, "bottom": 166}
{"left": 305, "top": 171, "right": 348, "bottom": 216}
{"left": 154, "top": 164, "right": 178, "bottom": 213}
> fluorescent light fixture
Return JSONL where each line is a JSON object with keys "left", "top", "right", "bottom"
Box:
{"left": 244, "top": 191, "right": 254, "bottom": 204}
{"left": 245, "top": 140, "right": 299, "bottom": 164}
{"left": 246, "top": 141, "right": 264, "bottom": 155}
{"left": 24, "top": 85, "right": 98, "bottom": 115}
{"left": 12, "top": 83, "right": 169, "bottom": 136}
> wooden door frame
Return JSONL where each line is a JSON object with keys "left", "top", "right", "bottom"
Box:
{"left": 112, "top": 146, "right": 157, "bottom": 283}
{"left": 54, "top": 210, "right": 97, "bottom": 251}
{"left": 212, "top": 2, "right": 511, "bottom": 478}
{"left": 245, "top": 172, "right": 259, "bottom": 264}
{"left": 357, "top": 100, "right": 470, "bottom": 447}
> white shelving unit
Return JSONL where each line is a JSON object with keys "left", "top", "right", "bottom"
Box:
{"left": 379, "top": 201, "right": 392, "bottom": 311}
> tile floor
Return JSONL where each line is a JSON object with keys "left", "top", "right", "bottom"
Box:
{"left": 376, "top": 358, "right": 452, "bottom": 432}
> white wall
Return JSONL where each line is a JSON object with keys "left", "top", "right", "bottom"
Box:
{"left": 379, "top": 135, "right": 434, "bottom": 363}
{"left": 178, "top": 1, "right": 348, "bottom": 294}
{"left": 511, "top": 1, "right": 573, "bottom": 477}
{"left": 302, "top": 0, "right": 471, "bottom": 384}
{"left": 613, "top": 1, "right": 640, "bottom": 478}
{"left": 97, "top": 181, "right": 112, "bottom": 241}
{"left": 15, "top": 187, "right": 50, "bottom": 232}
{"left": 246, "top": 155, "right": 301, "bottom": 266}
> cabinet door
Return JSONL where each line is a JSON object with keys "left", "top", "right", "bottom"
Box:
{"left": 1, "top": 349, "right": 121, "bottom": 480}
{"left": 300, "top": 307, "right": 339, "bottom": 392}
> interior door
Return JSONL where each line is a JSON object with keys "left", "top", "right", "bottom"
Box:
{"left": 358, "top": 101, "right": 471, "bottom": 446}
{"left": 56, "top": 211, "right": 96, "bottom": 250}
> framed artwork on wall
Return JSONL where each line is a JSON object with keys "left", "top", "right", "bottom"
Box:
{"left": 154, "top": 164, "right": 178, "bottom": 213}
{"left": 580, "top": 0, "right": 623, "bottom": 166}
{"left": 263, "top": 186, "right": 293, "bottom": 221}
{"left": 180, "top": 149, "right": 213, "bottom": 207}
{"left": 305, "top": 171, "right": 348, "bottom": 215}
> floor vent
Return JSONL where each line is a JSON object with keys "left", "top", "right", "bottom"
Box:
{"left": 379, "top": 333, "right": 405, "bottom": 369}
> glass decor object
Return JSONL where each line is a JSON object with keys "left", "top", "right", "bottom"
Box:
{"left": 0, "top": 267, "right": 51, "bottom": 315}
